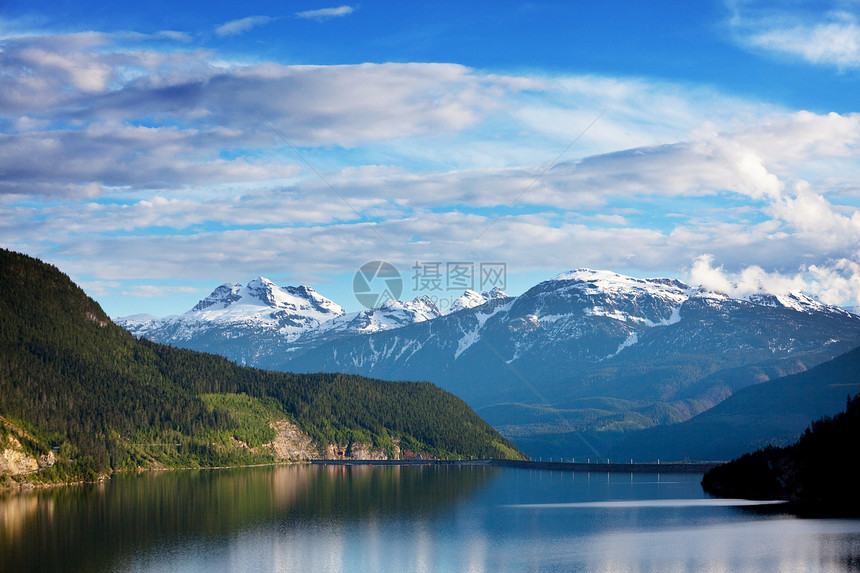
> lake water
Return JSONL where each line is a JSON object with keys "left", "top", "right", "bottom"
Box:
{"left": 2, "top": 464, "right": 859, "bottom": 572}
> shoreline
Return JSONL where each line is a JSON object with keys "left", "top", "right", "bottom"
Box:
{"left": 2, "top": 457, "right": 720, "bottom": 491}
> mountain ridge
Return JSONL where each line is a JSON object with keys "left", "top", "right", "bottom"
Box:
{"left": 116, "top": 267, "right": 860, "bottom": 460}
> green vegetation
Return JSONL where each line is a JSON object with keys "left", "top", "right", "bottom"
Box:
{"left": 198, "top": 393, "right": 282, "bottom": 447}
{"left": 0, "top": 249, "right": 524, "bottom": 485}
{"left": 701, "top": 393, "right": 860, "bottom": 515}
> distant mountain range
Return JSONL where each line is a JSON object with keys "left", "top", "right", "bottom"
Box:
{"left": 119, "top": 277, "right": 510, "bottom": 366}
{"left": 118, "top": 269, "right": 860, "bottom": 460}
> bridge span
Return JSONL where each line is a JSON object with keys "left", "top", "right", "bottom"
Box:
{"left": 311, "top": 458, "right": 719, "bottom": 473}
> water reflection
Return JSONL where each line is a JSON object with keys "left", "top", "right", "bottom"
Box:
{"left": 582, "top": 519, "right": 860, "bottom": 572}
{"left": 2, "top": 466, "right": 859, "bottom": 573}
{"left": 0, "top": 464, "right": 496, "bottom": 573}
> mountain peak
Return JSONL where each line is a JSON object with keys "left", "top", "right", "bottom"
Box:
{"left": 446, "top": 287, "right": 510, "bottom": 315}
{"left": 245, "top": 276, "right": 280, "bottom": 306}
{"left": 548, "top": 269, "right": 691, "bottom": 297}
{"left": 191, "top": 282, "right": 243, "bottom": 312}
{"left": 484, "top": 286, "right": 507, "bottom": 297}
{"left": 123, "top": 275, "right": 345, "bottom": 345}
{"left": 379, "top": 295, "right": 441, "bottom": 316}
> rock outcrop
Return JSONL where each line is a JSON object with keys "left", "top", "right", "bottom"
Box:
{"left": 265, "top": 419, "right": 399, "bottom": 461}
{"left": 265, "top": 419, "right": 321, "bottom": 460}
{"left": 0, "top": 436, "right": 39, "bottom": 476}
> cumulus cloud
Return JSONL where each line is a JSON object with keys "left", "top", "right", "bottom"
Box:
{"left": 690, "top": 254, "right": 809, "bottom": 296}
{"left": 0, "top": 32, "right": 537, "bottom": 194}
{"left": 215, "top": 16, "right": 273, "bottom": 37}
{"left": 807, "top": 259, "right": 860, "bottom": 306}
{"left": 768, "top": 181, "right": 860, "bottom": 245}
{"left": 3, "top": 27, "right": 860, "bottom": 312}
{"left": 690, "top": 253, "right": 860, "bottom": 307}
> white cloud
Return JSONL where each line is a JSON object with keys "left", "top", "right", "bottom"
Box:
{"left": 767, "top": 181, "right": 860, "bottom": 251}
{"left": 751, "top": 11, "right": 860, "bottom": 68}
{"left": 295, "top": 6, "right": 355, "bottom": 20}
{"left": 689, "top": 253, "right": 860, "bottom": 307}
{"left": 215, "top": 16, "right": 273, "bottom": 37}
{"left": 123, "top": 285, "right": 202, "bottom": 297}
{"left": 729, "top": 2, "right": 860, "bottom": 68}
{"left": 76, "top": 280, "right": 121, "bottom": 297}
{"left": 689, "top": 255, "right": 735, "bottom": 293}
{"left": 3, "top": 28, "right": 860, "bottom": 311}
{"left": 807, "top": 259, "right": 860, "bottom": 306}
{"left": 156, "top": 30, "right": 193, "bottom": 43}
{"left": 689, "top": 254, "right": 810, "bottom": 297}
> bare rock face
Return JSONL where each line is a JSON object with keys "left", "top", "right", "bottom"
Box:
{"left": 0, "top": 436, "right": 39, "bottom": 475}
{"left": 325, "top": 442, "right": 394, "bottom": 461}
{"left": 264, "top": 419, "right": 399, "bottom": 461}
{"left": 265, "top": 419, "right": 321, "bottom": 460}
{"left": 263, "top": 420, "right": 400, "bottom": 461}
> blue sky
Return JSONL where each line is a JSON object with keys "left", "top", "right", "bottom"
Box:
{"left": 2, "top": 1, "right": 860, "bottom": 316}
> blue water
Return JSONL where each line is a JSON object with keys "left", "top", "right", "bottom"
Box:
{"left": 2, "top": 464, "right": 859, "bottom": 572}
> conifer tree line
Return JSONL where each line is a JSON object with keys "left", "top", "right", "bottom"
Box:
{"left": 702, "top": 392, "right": 860, "bottom": 511}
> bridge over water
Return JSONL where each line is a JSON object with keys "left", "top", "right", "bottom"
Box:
{"left": 311, "top": 458, "right": 719, "bottom": 473}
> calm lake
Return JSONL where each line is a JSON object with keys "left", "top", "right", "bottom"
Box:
{"left": 2, "top": 463, "right": 859, "bottom": 572}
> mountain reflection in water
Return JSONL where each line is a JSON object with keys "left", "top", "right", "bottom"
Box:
{"left": 0, "top": 464, "right": 494, "bottom": 573}
{"left": 2, "top": 465, "right": 859, "bottom": 573}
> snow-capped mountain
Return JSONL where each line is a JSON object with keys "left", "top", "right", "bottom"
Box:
{"left": 446, "top": 287, "right": 509, "bottom": 314}
{"left": 272, "top": 269, "right": 860, "bottom": 458}
{"left": 117, "top": 268, "right": 860, "bottom": 459}
{"left": 188, "top": 277, "right": 344, "bottom": 332}
{"left": 272, "top": 268, "right": 860, "bottom": 388}
{"left": 116, "top": 277, "right": 345, "bottom": 364}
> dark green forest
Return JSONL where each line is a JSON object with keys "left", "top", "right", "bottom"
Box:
{"left": 0, "top": 249, "right": 523, "bottom": 484}
{"left": 701, "top": 392, "right": 860, "bottom": 514}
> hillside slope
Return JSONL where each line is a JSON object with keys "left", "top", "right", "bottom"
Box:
{"left": 0, "top": 249, "right": 524, "bottom": 485}
{"left": 609, "top": 345, "right": 860, "bottom": 462}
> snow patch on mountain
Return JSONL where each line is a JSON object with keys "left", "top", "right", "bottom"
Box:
{"left": 314, "top": 295, "right": 442, "bottom": 336}
{"left": 455, "top": 326, "right": 482, "bottom": 360}
{"left": 611, "top": 332, "right": 639, "bottom": 358}
{"left": 644, "top": 305, "right": 682, "bottom": 326}
{"left": 744, "top": 292, "right": 832, "bottom": 314}
{"left": 115, "top": 313, "right": 172, "bottom": 329}
{"left": 453, "top": 298, "right": 517, "bottom": 360}
{"left": 552, "top": 269, "right": 690, "bottom": 299}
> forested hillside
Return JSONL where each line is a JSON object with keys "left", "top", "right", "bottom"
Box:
{"left": 701, "top": 393, "right": 860, "bottom": 514}
{"left": 0, "top": 249, "right": 523, "bottom": 485}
